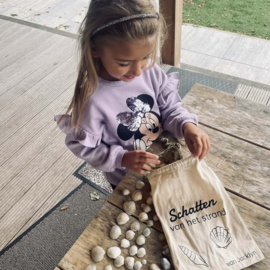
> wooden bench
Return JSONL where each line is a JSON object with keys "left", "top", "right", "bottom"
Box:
{"left": 56, "top": 84, "right": 270, "bottom": 270}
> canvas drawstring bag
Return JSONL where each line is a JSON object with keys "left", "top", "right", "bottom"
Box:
{"left": 147, "top": 156, "right": 264, "bottom": 270}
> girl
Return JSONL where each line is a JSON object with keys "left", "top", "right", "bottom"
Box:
{"left": 54, "top": 0, "right": 210, "bottom": 189}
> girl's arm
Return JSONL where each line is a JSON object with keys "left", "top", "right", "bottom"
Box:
{"left": 65, "top": 134, "right": 127, "bottom": 172}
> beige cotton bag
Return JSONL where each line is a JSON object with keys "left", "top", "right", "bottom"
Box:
{"left": 147, "top": 156, "right": 264, "bottom": 270}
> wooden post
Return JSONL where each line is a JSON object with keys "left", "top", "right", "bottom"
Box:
{"left": 160, "top": 0, "right": 183, "bottom": 67}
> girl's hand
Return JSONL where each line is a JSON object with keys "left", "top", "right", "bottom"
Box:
{"left": 122, "top": 151, "right": 160, "bottom": 175}
{"left": 183, "top": 123, "right": 210, "bottom": 161}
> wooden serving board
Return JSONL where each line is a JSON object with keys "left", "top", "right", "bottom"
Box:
{"left": 182, "top": 84, "right": 270, "bottom": 149}
{"left": 57, "top": 202, "right": 167, "bottom": 270}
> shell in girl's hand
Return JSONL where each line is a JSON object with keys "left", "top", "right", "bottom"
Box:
{"left": 178, "top": 246, "right": 209, "bottom": 267}
{"left": 210, "top": 226, "right": 232, "bottom": 249}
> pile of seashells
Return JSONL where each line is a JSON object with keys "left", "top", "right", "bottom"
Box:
{"left": 85, "top": 178, "right": 173, "bottom": 270}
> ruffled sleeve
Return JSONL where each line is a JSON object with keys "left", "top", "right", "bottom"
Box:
{"left": 54, "top": 114, "right": 102, "bottom": 148}
{"left": 156, "top": 71, "right": 198, "bottom": 140}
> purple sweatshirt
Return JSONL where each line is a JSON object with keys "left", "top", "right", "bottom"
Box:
{"left": 54, "top": 64, "right": 198, "bottom": 185}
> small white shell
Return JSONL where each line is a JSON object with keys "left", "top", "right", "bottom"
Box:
{"left": 143, "top": 204, "right": 151, "bottom": 213}
{"left": 126, "top": 230, "right": 135, "bottom": 240}
{"left": 129, "top": 245, "right": 138, "bottom": 256}
{"left": 136, "top": 235, "right": 146, "bottom": 246}
{"left": 114, "top": 256, "right": 124, "bottom": 268}
{"left": 85, "top": 264, "right": 96, "bottom": 270}
{"left": 159, "top": 234, "right": 165, "bottom": 242}
{"left": 153, "top": 215, "right": 159, "bottom": 221}
{"left": 139, "top": 212, "right": 148, "bottom": 222}
{"left": 132, "top": 190, "right": 143, "bottom": 201}
{"left": 136, "top": 180, "right": 145, "bottom": 190}
{"left": 143, "top": 228, "right": 151, "bottom": 237}
{"left": 91, "top": 246, "right": 105, "bottom": 262}
{"left": 104, "top": 265, "right": 112, "bottom": 270}
{"left": 150, "top": 264, "right": 160, "bottom": 270}
{"left": 116, "top": 212, "right": 129, "bottom": 225}
{"left": 142, "top": 259, "right": 147, "bottom": 265}
{"left": 134, "top": 261, "right": 143, "bottom": 270}
{"left": 130, "top": 221, "right": 140, "bottom": 231}
{"left": 107, "top": 247, "right": 121, "bottom": 259}
{"left": 147, "top": 220, "right": 153, "bottom": 227}
{"left": 137, "top": 247, "right": 146, "bottom": 258}
{"left": 122, "top": 189, "right": 130, "bottom": 196}
{"left": 123, "top": 201, "right": 136, "bottom": 215}
{"left": 110, "top": 225, "right": 121, "bottom": 239}
{"left": 161, "top": 258, "right": 171, "bottom": 270}
{"left": 125, "top": 257, "right": 135, "bottom": 270}
{"left": 146, "top": 197, "right": 153, "bottom": 205}
{"left": 121, "top": 238, "right": 130, "bottom": 248}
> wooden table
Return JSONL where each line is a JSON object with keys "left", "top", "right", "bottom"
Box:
{"left": 56, "top": 84, "right": 270, "bottom": 270}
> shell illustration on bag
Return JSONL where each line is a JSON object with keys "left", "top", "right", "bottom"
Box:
{"left": 179, "top": 246, "right": 209, "bottom": 267}
{"left": 210, "top": 226, "right": 232, "bottom": 249}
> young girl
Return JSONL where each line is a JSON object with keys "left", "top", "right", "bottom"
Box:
{"left": 54, "top": 0, "right": 210, "bottom": 189}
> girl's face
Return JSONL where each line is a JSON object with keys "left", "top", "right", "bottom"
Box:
{"left": 92, "top": 38, "right": 155, "bottom": 82}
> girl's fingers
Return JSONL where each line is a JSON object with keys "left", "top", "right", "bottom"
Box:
{"left": 193, "top": 138, "right": 203, "bottom": 158}
{"left": 199, "top": 139, "right": 208, "bottom": 161}
{"left": 141, "top": 163, "right": 153, "bottom": 172}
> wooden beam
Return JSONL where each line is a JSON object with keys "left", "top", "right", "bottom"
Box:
{"left": 160, "top": 0, "right": 182, "bottom": 67}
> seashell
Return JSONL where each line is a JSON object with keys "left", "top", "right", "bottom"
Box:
{"left": 147, "top": 220, "right": 153, "bottom": 227}
{"left": 210, "top": 226, "right": 232, "bottom": 249}
{"left": 146, "top": 197, "right": 153, "bottom": 205}
{"left": 130, "top": 221, "right": 140, "bottom": 231}
{"left": 158, "top": 234, "right": 165, "bottom": 242}
{"left": 134, "top": 261, "right": 143, "bottom": 270}
{"left": 143, "top": 228, "right": 151, "bottom": 237}
{"left": 126, "top": 230, "right": 135, "bottom": 240}
{"left": 139, "top": 212, "right": 148, "bottom": 222}
{"left": 179, "top": 246, "right": 209, "bottom": 267}
{"left": 107, "top": 247, "right": 121, "bottom": 259}
{"left": 121, "top": 238, "right": 130, "bottom": 248}
{"left": 117, "top": 212, "right": 129, "bottom": 225}
{"left": 143, "top": 204, "right": 151, "bottom": 213}
{"left": 122, "top": 189, "right": 130, "bottom": 196}
{"left": 85, "top": 264, "right": 96, "bottom": 270}
{"left": 142, "top": 259, "right": 147, "bottom": 265}
{"left": 136, "top": 180, "right": 145, "bottom": 190}
{"left": 91, "top": 246, "right": 105, "bottom": 262}
{"left": 129, "top": 245, "right": 138, "bottom": 256}
{"left": 132, "top": 190, "right": 143, "bottom": 201}
{"left": 153, "top": 215, "right": 159, "bottom": 221}
{"left": 123, "top": 201, "right": 136, "bottom": 215}
{"left": 125, "top": 257, "right": 135, "bottom": 270}
{"left": 137, "top": 247, "right": 146, "bottom": 258}
{"left": 114, "top": 256, "right": 124, "bottom": 268}
{"left": 161, "top": 258, "right": 171, "bottom": 270}
{"left": 104, "top": 265, "right": 112, "bottom": 270}
{"left": 110, "top": 225, "right": 121, "bottom": 239}
{"left": 162, "top": 245, "right": 171, "bottom": 257}
{"left": 141, "top": 204, "right": 145, "bottom": 208}
{"left": 150, "top": 264, "right": 160, "bottom": 270}
{"left": 136, "top": 235, "right": 146, "bottom": 246}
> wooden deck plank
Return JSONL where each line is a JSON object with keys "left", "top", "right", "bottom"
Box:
{"left": 0, "top": 54, "right": 77, "bottom": 142}
{"left": 0, "top": 83, "right": 74, "bottom": 189}
{"left": 9, "top": 174, "right": 83, "bottom": 245}
{"left": 57, "top": 202, "right": 167, "bottom": 270}
{"left": 0, "top": 28, "right": 70, "bottom": 72}
{"left": 0, "top": 39, "right": 76, "bottom": 109}
{"left": 182, "top": 84, "right": 270, "bottom": 149}
{"left": 0, "top": 149, "right": 82, "bottom": 251}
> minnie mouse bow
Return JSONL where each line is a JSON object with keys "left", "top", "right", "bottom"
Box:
{"left": 116, "top": 97, "right": 150, "bottom": 132}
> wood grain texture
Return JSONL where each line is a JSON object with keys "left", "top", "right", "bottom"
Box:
{"left": 182, "top": 84, "right": 270, "bottom": 149}
{"left": 57, "top": 202, "right": 167, "bottom": 270}
{"left": 160, "top": 0, "right": 182, "bottom": 67}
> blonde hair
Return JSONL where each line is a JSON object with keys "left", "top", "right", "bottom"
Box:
{"left": 58, "top": 0, "right": 167, "bottom": 134}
